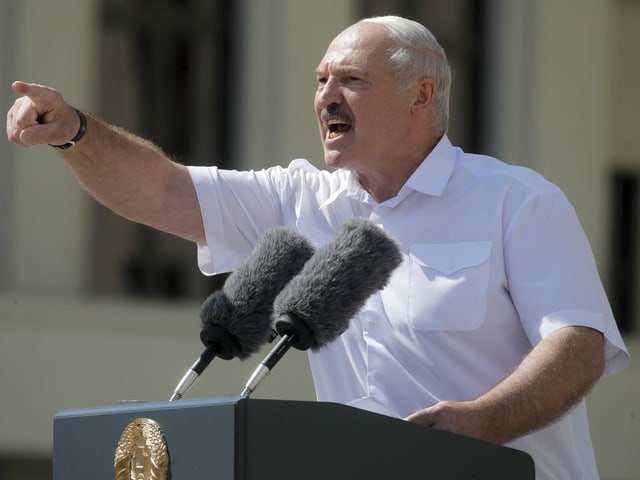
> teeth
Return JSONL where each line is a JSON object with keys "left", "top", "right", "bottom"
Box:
{"left": 327, "top": 118, "right": 350, "bottom": 140}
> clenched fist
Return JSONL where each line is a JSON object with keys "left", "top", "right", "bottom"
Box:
{"left": 6, "top": 81, "right": 83, "bottom": 148}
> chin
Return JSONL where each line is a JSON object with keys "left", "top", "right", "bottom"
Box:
{"left": 323, "top": 148, "right": 351, "bottom": 170}
{"left": 324, "top": 156, "right": 347, "bottom": 170}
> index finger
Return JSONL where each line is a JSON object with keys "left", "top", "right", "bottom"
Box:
{"left": 11, "top": 81, "right": 59, "bottom": 106}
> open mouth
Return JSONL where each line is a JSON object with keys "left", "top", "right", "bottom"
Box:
{"left": 327, "top": 118, "right": 351, "bottom": 139}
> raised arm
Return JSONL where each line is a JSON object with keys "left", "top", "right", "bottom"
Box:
{"left": 6, "top": 81, "right": 205, "bottom": 244}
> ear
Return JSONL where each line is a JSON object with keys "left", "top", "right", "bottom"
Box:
{"left": 411, "top": 78, "right": 436, "bottom": 113}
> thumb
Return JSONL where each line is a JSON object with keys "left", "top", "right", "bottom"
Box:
{"left": 405, "top": 406, "right": 436, "bottom": 426}
{"left": 19, "top": 121, "right": 72, "bottom": 146}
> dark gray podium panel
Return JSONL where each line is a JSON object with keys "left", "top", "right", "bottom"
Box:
{"left": 53, "top": 396, "right": 534, "bottom": 480}
{"left": 54, "top": 396, "right": 239, "bottom": 480}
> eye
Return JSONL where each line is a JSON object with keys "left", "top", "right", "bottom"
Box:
{"left": 342, "top": 75, "right": 370, "bottom": 88}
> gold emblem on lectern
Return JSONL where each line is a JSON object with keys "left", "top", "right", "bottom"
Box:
{"left": 114, "top": 418, "right": 169, "bottom": 480}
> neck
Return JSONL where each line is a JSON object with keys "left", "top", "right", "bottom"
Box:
{"left": 357, "top": 165, "right": 417, "bottom": 203}
{"left": 356, "top": 132, "right": 443, "bottom": 203}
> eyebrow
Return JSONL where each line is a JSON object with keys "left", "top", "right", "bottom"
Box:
{"left": 315, "top": 65, "right": 366, "bottom": 77}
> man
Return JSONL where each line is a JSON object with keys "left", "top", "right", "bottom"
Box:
{"left": 6, "top": 15, "right": 629, "bottom": 479}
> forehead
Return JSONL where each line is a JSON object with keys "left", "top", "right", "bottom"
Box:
{"left": 316, "top": 22, "right": 393, "bottom": 73}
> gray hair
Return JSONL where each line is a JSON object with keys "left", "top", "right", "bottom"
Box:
{"left": 361, "top": 16, "right": 452, "bottom": 133}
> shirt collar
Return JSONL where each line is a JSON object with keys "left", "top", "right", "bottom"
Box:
{"left": 319, "top": 134, "right": 456, "bottom": 209}
{"left": 403, "top": 134, "right": 455, "bottom": 197}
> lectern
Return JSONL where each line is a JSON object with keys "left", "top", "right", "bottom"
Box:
{"left": 53, "top": 396, "right": 534, "bottom": 479}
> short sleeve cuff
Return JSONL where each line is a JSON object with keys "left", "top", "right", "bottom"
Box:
{"left": 188, "top": 165, "right": 240, "bottom": 275}
{"left": 538, "top": 310, "right": 630, "bottom": 377}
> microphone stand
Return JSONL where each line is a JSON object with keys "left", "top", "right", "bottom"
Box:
{"left": 240, "top": 334, "right": 295, "bottom": 397}
{"left": 169, "top": 325, "right": 240, "bottom": 401}
{"left": 169, "top": 344, "right": 217, "bottom": 401}
{"left": 240, "top": 313, "right": 313, "bottom": 398}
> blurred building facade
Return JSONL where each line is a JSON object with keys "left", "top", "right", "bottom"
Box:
{"left": 0, "top": 0, "right": 638, "bottom": 478}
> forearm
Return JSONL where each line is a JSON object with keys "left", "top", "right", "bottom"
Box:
{"left": 59, "top": 114, "right": 202, "bottom": 241}
{"left": 472, "top": 326, "right": 604, "bottom": 443}
{"left": 7, "top": 81, "right": 205, "bottom": 243}
{"left": 407, "top": 326, "right": 605, "bottom": 443}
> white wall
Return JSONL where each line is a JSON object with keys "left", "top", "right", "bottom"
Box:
{"left": 234, "top": 0, "right": 356, "bottom": 170}
{"left": 588, "top": 1, "right": 640, "bottom": 477}
{"left": 589, "top": 366, "right": 640, "bottom": 478}
{"left": 610, "top": 1, "right": 640, "bottom": 166}
{"left": 2, "top": 0, "right": 98, "bottom": 293}
{"left": 0, "top": 291, "right": 315, "bottom": 455}
{"left": 531, "top": 0, "right": 613, "bottom": 267}
{"left": 486, "top": 0, "right": 612, "bottom": 266}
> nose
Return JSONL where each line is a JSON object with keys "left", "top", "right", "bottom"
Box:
{"left": 315, "top": 77, "right": 343, "bottom": 110}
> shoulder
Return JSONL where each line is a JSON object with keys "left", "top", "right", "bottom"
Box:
{"left": 454, "top": 149, "right": 559, "bottom": 195}
{"left": 451, "top": 150, "right": 573, "bottom": 222}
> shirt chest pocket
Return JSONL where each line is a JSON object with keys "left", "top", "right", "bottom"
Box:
{"left": 408, "top": 241, "right": 492, "bottom": 331}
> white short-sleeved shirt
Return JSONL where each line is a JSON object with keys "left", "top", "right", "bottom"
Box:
{"left": 189, "top": 135, "right": 628, "bottom": 480}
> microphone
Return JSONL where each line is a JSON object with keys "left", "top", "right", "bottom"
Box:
{"left": 240, "top": 218, "right": 403, "bottom": 397}
{"left": 169, "top": 227, "right": 315, "bottom": 401}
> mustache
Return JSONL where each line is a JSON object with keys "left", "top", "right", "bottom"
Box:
{"left": 321, "top": 104, "right": 354, "bottom": 125}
